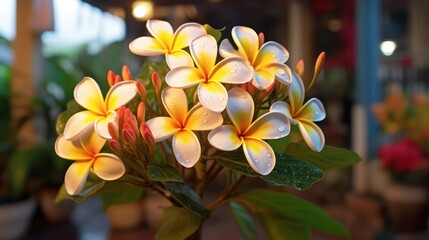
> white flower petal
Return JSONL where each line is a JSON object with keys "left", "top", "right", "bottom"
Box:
{"left": 219, "top": 39, "right": 244, "bottom": 59}
{"left": 74, "top": 77, "right": 105, "bottom": 115}
{"left": 172, "top": 130, "right": 201, "bottom": 168}
{"left": 227, "top": 87, "right": 254, "bottom": 134}
{"left": 298, "top": 98, "right": 326, "bottom": 122}
{"left": 231, "top": 26, "right": 259, "bottom": 62}
{"left": 245, "top": 112, "right": 290, "bottom": 139}
{"left": 209, "top": 57, "right": 253, "bottom": 84}
{"left": 105, "top": 81, "right": 137, "bottom": 111}
{"left": 254, "top": 41, "right": 289, "bottom": 66}
{"left": 197, "top": 81, "right": 228, "bottom": 113}
{"left": 289, "top": 71, "right": 305, "bottom": 114}
{"left": 297, "top": 120, "right": 325, "bottom": 152}
{"left": 146, "top": 19, "right": 174, "bottom": 48}
{"left": 171, "top": 22, "right": 206, "bottom": 50}
{"left": 252, "top": 68, "right": 275, "bottom": 90}
{"left": 129, "top": 36, "right": 166, "bottom": 56}
{"left": 185, "top": 103, "right": 223, "bottom": 131}
{"left": 65, "top": 160, "right": 93, "bottom": 195}
{"left": 270, "top": 101, "right": 296, "bottom": 124}
{"left": 165, "top": 66, "right": 204, "bottom": 88}
{"left": 208, "top": 125, "right": 242, "bottom": 151}
{"left": 146, "top": 117, "right": 180, "bottom": 141}
{"left": 93, "top": 153, "right": 125, "bottom": 180}
{"left": 55, "top": 135, "right": 92, "bottom": 161}
{"left": 166, "top": 50, "right": 194, "bottom": 69}
{"left": 190, "top": 35, "right": 218, "bottom": 77}
{"left": 94, "top": 111, "right": 117, "bottom": 139}
{"left": 161, "top": 87, "right": 188, "bottom": 124}
{"left": 242, "top": 138, "right": 275, "bottom": 175}
{"left": 63, "top": 111, "right": 99, "bottom": 141}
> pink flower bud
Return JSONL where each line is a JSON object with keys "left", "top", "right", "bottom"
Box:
{"left": 107, "top": 70, "right": 115, "bottom": 87}
{"left": 151, "top": 71, "right": 161, "bottom": 94}
{"left": 122, "top": 65, "right": 133, "bottom": 81}
{"left": 122, "top": 126, "right": 136, "bottom": 145}
{"left": 136, "top": 81, "right": 147, "bottom": 100}
{"left": 108, "top": 139, "right": 122, "bottom": 154}
{"left": 117, "top": 106, "right": 126, "bottom": 126}
{"left": 140, "top": 122, "right": 155, "bottom": 151}
{"left": 137, "top": 102, "right": 145, "bottom": 123}
{"left": 258, "top": 32, "right": 265, "bottom": 48}
{"left": 107, "top": 122, "right": 119, "bottom": 140}
{"left": 114, "top": 75, "right": 122, "bottom": 85}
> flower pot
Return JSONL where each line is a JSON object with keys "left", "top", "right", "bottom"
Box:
{"left": 0, "top": 197, "right": 36, "bottom": 240}
{"left": 384, "top": 183, "right": 428, "bottom": 233}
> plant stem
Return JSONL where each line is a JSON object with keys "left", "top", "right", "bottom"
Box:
{"left": 208, "top": 175, "right": 246, "bottom": 211}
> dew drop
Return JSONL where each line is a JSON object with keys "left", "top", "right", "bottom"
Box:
{"left": 267, "top": 163, "right": 272, "bottom": 167}
{"left": 238, "top": 67, "right": 242, "bottom": 71}
{"left": 231, "top": 69, "right": 236, "bottom": 73}
{"left": 200, "top": 43, "right": 205, "bottom": 47}
{"left": 278, "top": 126, "right": 285, "bottom": 132}
{"left": 203, "top": 112, "right": 208, "bottom": 116}
{"left": 76, "top": 93, "right": 81, "bottom": 99}
{"left": 255, "top": 159, "right": 259, "bottom": 163}
{"left": 218, "top": 97, "right": 224, "bottom": 101}
{"left": 266, "top": 153, "right": 272, "bottom": 157}
{"left": 186, "top": 159, "right": 190, "bottom": 163}
{"left": 272, "top": 55, "right": 277, "bottom": 59}
{"left": 203, "top": 120, "right": 208, "bottom": 123}
{"left": 278, "top": 69, "right": 285, "bottom": 75}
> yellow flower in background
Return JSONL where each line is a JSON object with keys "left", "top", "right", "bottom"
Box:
{"left": 165, "top": 34, "right": 253, "bottom": 112}
{"left": 55, "top": 129, "right": 125, "bottom": 195}
{"left": 208, "top": 87, "right": 290, "bottom": 175}
{"left": 63, "top": 77, "right": 137, "bottom": 140}
{"left": 219, "top": 26, "right": 292, "bottom": 90}
{"left": 146, "top": 87, "right": 223, "bottom": 167}
{"left": 270, "top": 71, "right": 326, "bottom": 152}
{"left": 129, "top": 19, "right": 207, "bottom": 69}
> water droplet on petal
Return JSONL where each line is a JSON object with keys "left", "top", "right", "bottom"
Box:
{"left": 203, "top": 120, "right": 208, "bottom": 123}
{"left": 238, "top": 67, "right": 242, "bottom": 71}
{"left": 231, "top": 69, "right": 236, "bottom": 73}
{"left": 255, "top": 159, "right": 259, "bottom": 163}
{"left": 278, "top": 69, "right": 285, "bottom": 75}
{"left": 218, "top": 97, "right": 224, "bottom": 101}
{"left": 278, "top": 126, "right": 285, "bottom": 132}
{"left": 200, "top": 43, "right": 205, "bottom": 47}
{"left": 266, "top": 153, "right": 272, "bottom": 157}
{"left": 267, "top": 163, "right": 272, "bottom": 167}
{"left": 185, "top": 159, "right": 190, "bottom": 163}
{"left": 203, "top": 112, "right": 208, "bottom": 116}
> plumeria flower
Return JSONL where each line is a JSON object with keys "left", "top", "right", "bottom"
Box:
{"left": 63, "top": 77, "right": 137, "bottom": 140}
{"left": 208, "top": 87, "right": 290, "bottom": 175}
{"left": 165, "top": 35, "right": 253, "bottom": 112}
{"left": 270, "top": 71, "right": 326, "bottom": 152}
{"left": 55, "top": 129, "right": 125, "bottom": 195}
{"left": 219, "top": 26, "right": 292, "bottom": 90}
{"left": 129, "top": 19, "right": 207, "bottom": 69}
{"left": 146, "top": 87, "right": 223, "bottom": 167}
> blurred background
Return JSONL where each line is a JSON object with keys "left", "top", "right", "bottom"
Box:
{"left": 1, "top": 0, "right": 429, "bottom": 239}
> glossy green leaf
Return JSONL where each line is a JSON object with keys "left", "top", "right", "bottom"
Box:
{"left": 216, "top": 152, "right": 323, "bottom": 189}
{"left": 156, "top": 206, "right": 202, "bottom": 240}
{"left": 148, "top": 164, "right": 184, "bottom": 182}
{"left": 259, "top": 216, "right": 311, "bottom": 240}
{"left": 229, "top": 202, "right": 258, "bottom": 240}
{"left": 232, "top": 189, "right": 350, "bottom": 238}
{"left": 203, "top": 24, "right": 225, "bottom": 42}
{"left": 102, "top": 186, "right": 144, "bottom": 211}
{"left": 286, "top": 141, "right": 360, "bottom": 170}
{"left": 165, "top": 182, "right": 210, "bottom": 219}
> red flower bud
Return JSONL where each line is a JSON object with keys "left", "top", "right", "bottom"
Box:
{"left": 107, "top": 122, "right": 119, "bottom": 140}
{"left": 122, "top": 126, "right": 136, "bottom": 145}
{"left": 140, "top": 122, "right": 155, "bottom": 151}
{"left": 258, "top": 32, "right": 265, "bottom": 48}
{"left": 296, "top": 60, "right": 304, "bottom": 77}
{"left": 114, "top": 75, "right": 122, "bottom": 85}
{"left": 107, "top": 70, "right": 115, "bottom": 87}
{"left": 152, "top": 71, "right": 162, "bottom": 94}
{"left": 137, "top": 102, "right": 145, "bottom": 123}
{"left": 108, "top": 139, "right": 122, "bottom": 154}
{"left": 116, "top": 106, "right": 126, "bottom": 126}
{"left": 135, "top": 81, "right": 147, "bottom": 100}
{"left": 122, "top": 65, "right": 133, "bottom": 81}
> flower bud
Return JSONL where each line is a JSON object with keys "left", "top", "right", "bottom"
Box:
{"left": 107, "top": 70, "right": 115, "bottom": 87}
{"left": 136, "top": 81, "right": 147, "bottom": 100}
{"left": 122, "top": 125, "right": 136, "bottom": 145}
{"left": 108, "top": 139, "right": 122, "bottom": 154}
{"left": 296, "top": 60, "right": 304, "bottom": 77}
{"left": 122, "top": 65, "right": 133, "bottom": 81}
{"left": 258, "top": 32, "right": 265, "bottom": 48}
{"left": 152, "top": 71, "right": 162, "bottom": 95}
{"left": 140, "top": 122, "right": 155, "bottom": 151}
{"left": 107, "top": 122, "right": 119, "bottom": 140}
{"left": 137, "top": 102, "right": 145, "bottom": 123}
{"left": 114, "top": 75, "right": 122, "bottom": 85}
{"left": 116, "top": 106, "right": 126, "bottom": 126}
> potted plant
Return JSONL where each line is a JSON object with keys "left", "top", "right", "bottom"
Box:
{"left": 54, "top": 20, "right": 360, "bottom": 239}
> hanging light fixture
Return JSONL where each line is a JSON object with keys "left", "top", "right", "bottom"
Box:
{"left": 132, "top": 0, "right": 154, "bottom": 21}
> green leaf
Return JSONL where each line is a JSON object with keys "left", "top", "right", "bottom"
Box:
{"left": 216, "top": 152, "right": 323, "bottom": 189}
{"left": 147, "top": 164, "right": 184, "bottom": 182}
{"left": 286, "top": 141, "right": 360, "bottom": 170}
{"left": 156, "top": 206, "right": 202, "bottom": 240}
{"left": 102, "top": 186, "right": 144, "bottom": 211}
{"left": 165, "top": 182, "right": 210, "bottom": 219}
{"left": 229, "top": 202, "right": 258, "bottom": 240}
{"left": 203, "top": 24, "right": 225, "bottom": 42}
{"left": 6, "top": 146, "right": 46, "bottom": 200}
{"left": 232, "top": 189, "right": 350, "bottom": 238}
{"left": 259, "top": 216, "right": 311, "bottom": 240}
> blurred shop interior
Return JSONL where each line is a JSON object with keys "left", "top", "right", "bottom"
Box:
{"left": 1, "top": 0, "right": 429, "bottom": 239}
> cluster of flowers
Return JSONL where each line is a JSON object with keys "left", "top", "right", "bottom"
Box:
{"left": 54, "top": 20, "right": 326, "bottom": 195}
{"left": 373, "top": 88, "right": 429, "bottom": 173}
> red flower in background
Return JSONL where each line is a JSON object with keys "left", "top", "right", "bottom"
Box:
{"left": 379, "top": 138, "right": 424, "bottom": 172}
